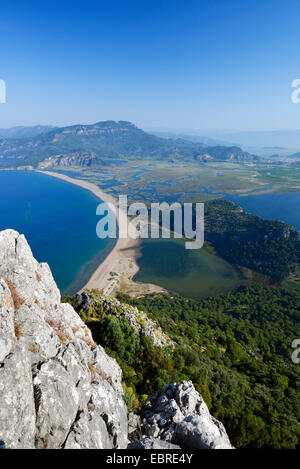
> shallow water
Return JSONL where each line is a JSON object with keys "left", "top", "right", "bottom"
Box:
{"left": 134, "top": 238, "right": 243, "bottom": 298}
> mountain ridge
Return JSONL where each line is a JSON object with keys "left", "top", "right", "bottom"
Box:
{"left": 0, "top": 125, "right": 56, "bottom": 139}
{"left": 0, "top": 120, "right": 259, "bottom": 167}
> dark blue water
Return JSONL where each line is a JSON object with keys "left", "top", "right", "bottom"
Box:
{"left": 224, "top": 192, "right": 300, "bottom": 231}
{"left": 0, "top": 171, "right": 115, "bottom": 294}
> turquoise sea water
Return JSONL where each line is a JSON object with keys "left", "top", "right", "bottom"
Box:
{"left": 0, "top": 171, "right": 115, "bottom": 295}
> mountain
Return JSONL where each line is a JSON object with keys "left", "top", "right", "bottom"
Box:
{"left": 0, "top": 125, "right": 56, "bottom": 139}
{"left": 0, "top": 229, "right": 232, "bottom": 449}
{"left": 193, "top": 144, "right": 256, "bottom": 162}
{"left": 0, "top": 120, "right": 259, "bottom": 167}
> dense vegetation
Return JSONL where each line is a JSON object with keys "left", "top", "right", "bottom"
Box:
{"left": 67, "top": 283, "right": 300, "bottom": 449}
{"left": 204, "top": 200, "right": 300, "bottom": 280}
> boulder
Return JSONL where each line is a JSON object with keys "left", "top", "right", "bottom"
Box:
{"left": 141, "top": 381, "right": 233, "bottom": 449}
{"left": 173, "top": 415, "right": 232, "bottom": 449}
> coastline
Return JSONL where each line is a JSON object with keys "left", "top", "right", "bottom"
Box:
{"left": 39, "top": 170, "right": 166, "bottom": 297}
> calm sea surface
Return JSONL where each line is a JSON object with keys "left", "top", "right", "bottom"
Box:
{"left": 225, "top": 192, "right": 300, "bottom": 230}
{"left": 0, "top": 171, "right": 115, "bottom": 295}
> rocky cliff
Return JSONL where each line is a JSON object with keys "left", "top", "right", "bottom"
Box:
{"left": 0, "top": 229, "right": 233, "bottom": 449}
{"left": 0, "top": 229, "right": 128, "bottom": 449}
{"left": 38, "top": 151, "right": 103, "bottom": 169}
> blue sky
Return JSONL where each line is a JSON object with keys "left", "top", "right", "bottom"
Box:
{"left": 1, "top": 0, "right": 300, "bottom": 130}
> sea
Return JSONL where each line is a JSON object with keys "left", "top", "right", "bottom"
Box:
{"left": 0, "top": 171, "right": 115, "bottom": 295}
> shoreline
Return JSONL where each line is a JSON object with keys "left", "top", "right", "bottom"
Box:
{"left": 39, "top": 170, "right": 166, "bottom": 297}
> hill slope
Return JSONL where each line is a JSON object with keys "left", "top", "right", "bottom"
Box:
{"left": 0, "top": 125, "right": 56, "bottom": 139}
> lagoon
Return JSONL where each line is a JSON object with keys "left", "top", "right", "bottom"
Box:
{"left": 134, "top": 238, "right": 243, "bottom": 298}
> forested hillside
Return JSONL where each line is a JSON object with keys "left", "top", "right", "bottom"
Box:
{"left": 66, "top": 283, "right": 300, "bottom": 449}
{"left": 204, "top": 200, "right": 300, "bottom": 280}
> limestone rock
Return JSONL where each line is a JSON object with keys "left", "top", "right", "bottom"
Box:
{"left": 63, "top": 412, "right": 111, "bottom": 449}
{"left": 128, "top": 412, "right": 142, "bottom": 442}
{"left": 174, "top": 415, "right": 232, "bottom": 449}
{"left": 0, "top": 346, "right": 36, "bottom": 449}
{"left": 141, "top": 381, "right": 233, "bottom": 449}
{"left": 0, "top": 229, "right": 128, "bottom": 449}
{"left": 0, "top": 229, "right": 60, "bottom": 311}
{"left": 0, "top": 279, "right": 15, "bottom": 362}
{"left": 128, "top": 437, "right": 180, "bottom": 450}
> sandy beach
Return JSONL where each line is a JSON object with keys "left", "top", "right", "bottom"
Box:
{"left": 39, "top": 170, "right": 166, "bottom": 297}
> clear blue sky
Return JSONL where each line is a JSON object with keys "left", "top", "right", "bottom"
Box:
{"left": 1, "top": 0, "right": 300, "bottom": 131}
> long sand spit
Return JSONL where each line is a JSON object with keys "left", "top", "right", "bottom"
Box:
{"left": 39, "top": 171, "right": 165, "bottom": 297}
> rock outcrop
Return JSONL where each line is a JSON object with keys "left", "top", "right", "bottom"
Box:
{"left": 38, "top": 151, "right": 103, "bottom": 169}
{"left": 76, "top": 291, "right": 173, "bottom": 348}
{"left": 0, "top": 229, "right": 127, "bottom": 449}
{"left": 133, "top": 381, "right": 233, "bottom": 449}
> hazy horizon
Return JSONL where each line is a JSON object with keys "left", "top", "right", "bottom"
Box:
{"left": 3, "top": 121, "right": 300, "bottom": 136}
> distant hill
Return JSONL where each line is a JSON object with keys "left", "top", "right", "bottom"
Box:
{"left": 0, "top": 120, "right": 259, "bottom": 167}
{"left": 0, "top": 125, "right": 56, "bottom": 139}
